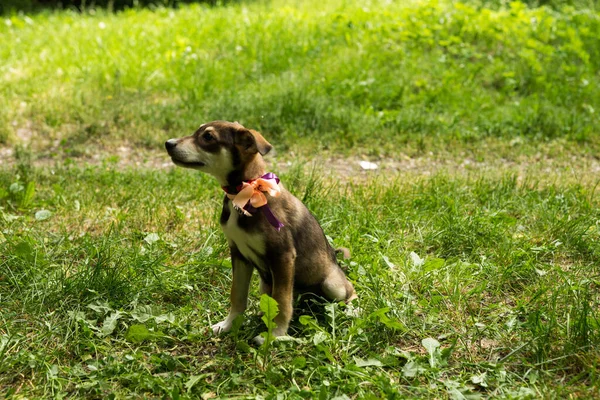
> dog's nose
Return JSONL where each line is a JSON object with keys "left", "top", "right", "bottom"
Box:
{"left": 165, "top": 139, "right": 177, "bottom": 151}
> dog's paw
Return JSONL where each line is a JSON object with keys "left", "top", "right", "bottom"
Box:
{"left": 211, "top": 320, "right": 232, "bottom": 335}
{"left": 252, "top": 334, "right": 265, "bottom": 346}
{"left": 252, "top": 333, "right": 294, "bottom": 346}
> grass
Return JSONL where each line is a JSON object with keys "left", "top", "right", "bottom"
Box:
{"left": 1, "top": 0, "right": 600, "bottom": 398}
{"left": 1, "top": 0, "right": 599, "bottom": 157}
{"left": 1, "top": 158, "right": 599, "bottom": 398}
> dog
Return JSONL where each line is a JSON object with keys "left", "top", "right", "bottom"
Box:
{"left": 165, "top": 121, "right": 357, "bottom": 343}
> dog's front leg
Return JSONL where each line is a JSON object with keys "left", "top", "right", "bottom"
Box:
{"left": 266, "top": 252, "right": 296, "bottom": 337}
{"left": 212, "top": 250, "right": 253, "bottom": 335}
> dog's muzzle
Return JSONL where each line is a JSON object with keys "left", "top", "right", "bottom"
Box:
{"left": 165, "top": 139, "right": 206, "bottom": 168}
{"left": 165, "top": 139, "right": 178, "bottom": 152}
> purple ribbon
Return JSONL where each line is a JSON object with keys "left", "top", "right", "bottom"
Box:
{"left": 261, "top": 204, "right": 285, "bottom": 231}
{"left": 240, "top": 173, "right": 284, "bottom": 231}
{"left": 260, "top": 172, "right": 280, "bottom": 184}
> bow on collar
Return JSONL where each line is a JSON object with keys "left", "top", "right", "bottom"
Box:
{"left": 223, "top": 173, "right": 284, "bottom": 231}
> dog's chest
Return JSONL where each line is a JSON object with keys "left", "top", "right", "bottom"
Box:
{"left": 222, "top": 204, "right": 266, "bottom": 269}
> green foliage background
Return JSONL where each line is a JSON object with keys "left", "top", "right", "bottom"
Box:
{"left": 0, "top": 0, "right": 598, "bottom": 154}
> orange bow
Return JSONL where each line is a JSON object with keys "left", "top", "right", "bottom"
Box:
{"left": 226, "top": 177, "right": 281, "bottom": 216}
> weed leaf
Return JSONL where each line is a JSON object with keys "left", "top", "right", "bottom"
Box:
{"left": 470, "top": 372, "right": 488, "bottom": 387}
{"left": 34, "top": 209, "right": 51, "bottom": 221}
{"left": 409, "top": 252, "right": 425, "bottom": 267}
{"left": 20, "top": 182, "right": 35, "bottom": 208}
{"left": 354, "top": 357, "right": 383, "bottom": 367}
{"left": 259, "top": 294, "right": 279, "bottom": 331}
{"left": 125, "top": 324, "right": 152, "bottom": 343}
{"left": 299, "top": 315, "right": 320, "bottom": 330}
{"left": 14, "top": 241, "right": 34, "bottom": 261}
{"left": 144, "top": 233, "right": 160, "bottom": 245}
{"left": 313, "top": 331, "right": 329, "bottom": 346}
{"left": 371, "top": 307, "right": 407, "bottom": 331}
{"left": 330, "top": 395, "right": 351, "bottom": 400}
{"left": 130, "top": 305, "right": 154, "bottom": 323}
{"left": 9, "top": 182, "right": 23, "bottom": 194}
{"left": 402, "top": 361, "right": 423, "bottom": 378}
{"left": 101, "top": 311, "right": 123, "bottom": 337}
{"left": 423, "top": 257, "right": 445, "bottom": 271}
{"left": 87, "top": 302, "right": 112, "bottom": 314}
{"left": 154, "top": 312, "right": 175, "bottom": 324}
{"left": 448, "top": 388, "right": 468, "bottom": 400}
{"left": 382, "top": 254, "right": 395, "bottom": 269}
{"left": 292, "top": 356, "right": 307, "bottom": 368}
{"left": 422, "top": 337, "right": 441, "bottom": 367}
{"left": 185, "top": 374, "right": 209, "bottom": 392}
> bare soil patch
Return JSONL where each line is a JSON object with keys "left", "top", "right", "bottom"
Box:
{"left": 1, "top": 143, "right": 599, "bottom": 187}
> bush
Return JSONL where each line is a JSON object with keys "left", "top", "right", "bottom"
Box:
{"left": 0, "top": 0, "right": 227, "bottom": 14}
{"left": 2, "top": 0, "right": 595, "bottom": 14}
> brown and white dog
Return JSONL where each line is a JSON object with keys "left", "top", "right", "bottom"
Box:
{"left": 165, "top": 121, "right": 357, "bottom": 343}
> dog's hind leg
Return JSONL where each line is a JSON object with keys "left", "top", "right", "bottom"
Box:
{"left": 253, "top": 252, "right": 296, "bottom": 346}
{"left": 270, "top": 252, "right": 296, "bottom": 338}
{"left": 321, "top": 266, "right": 357, "bottom": 302}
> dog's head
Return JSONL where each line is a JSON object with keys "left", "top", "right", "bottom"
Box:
{"left": 165, "top": 121, "right": 272, "bottom": 186}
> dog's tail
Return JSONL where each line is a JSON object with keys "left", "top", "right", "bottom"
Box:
{"left": 335, "top": 247, "right": 351, "bottom": 260}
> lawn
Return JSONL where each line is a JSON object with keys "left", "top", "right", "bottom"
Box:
{"left": 1, "top": 0, "right": 599, "bottom": 398}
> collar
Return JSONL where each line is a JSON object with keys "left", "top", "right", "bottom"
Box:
{"left": 222, "top": 172, "right": 281, "bottom": 195}
{"left": 222, "top": 172, "right": 284, "bottom": 231}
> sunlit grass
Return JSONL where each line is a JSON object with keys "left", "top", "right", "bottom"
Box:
{"left": 1, "top": 158, "right": 599, "bottom": 398}
{"left": 0, "top": 0, "right": 598, "bottom": 155}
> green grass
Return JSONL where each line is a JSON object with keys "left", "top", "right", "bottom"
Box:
{"left": 1, "top": 158, "right": 599, "bottom": 398}
{"left": 1, "top": 0, "right": 600, "bottom": 397}
{"left": 1, "top": 0, "right": 599, "bottom": 156}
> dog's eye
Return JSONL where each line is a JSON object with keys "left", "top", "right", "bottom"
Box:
{"left": 202, "top": 132, "right": 214, "bottom": 142}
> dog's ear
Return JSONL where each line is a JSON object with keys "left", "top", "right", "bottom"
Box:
{"left": 235, "top": 128, "right": 272, "bottom": 156}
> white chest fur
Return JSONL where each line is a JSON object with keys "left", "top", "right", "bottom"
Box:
{"left": 222, "top": 203, "right": 266, "bottom": 269}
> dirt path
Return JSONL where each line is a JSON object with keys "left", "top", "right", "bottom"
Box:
{"left": 1, "top": 143, "right": 599, "bottom": 186}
